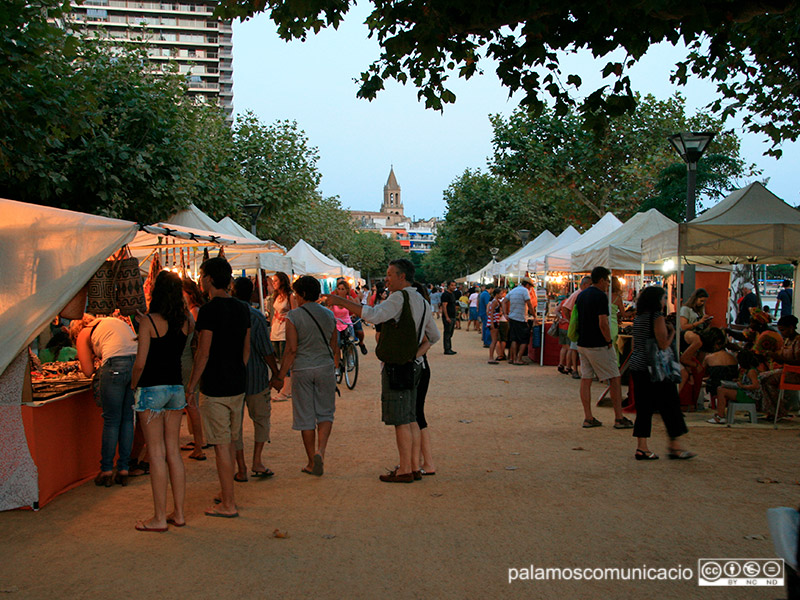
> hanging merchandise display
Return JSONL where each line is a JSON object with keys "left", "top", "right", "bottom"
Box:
{"left": 86, "top": 246, "right": 146, "bottom": 316}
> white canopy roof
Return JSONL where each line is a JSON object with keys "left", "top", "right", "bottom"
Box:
{"left": 128, "top": 206, "right": 287, "bottom": 274}
{"left": 492, "top": 230, "right": 557, "bottom": 275}
{"left": 286, "top": 239, "right": 350, "bottom": 278}
{"left": 642, "top": 182, "right": 800, "bottom": 265}
{"left": 571, "top": 209, "right": 677, "bottom": 272}
{"left": 215, "top": 217, "right": 295, "bottom": 273}
{"left": 465, "top": 230, "right": 557, "bottom": 282}
{"left": 527, "top": 213, "right": 622, "bottom": 272}
{"left": 0, "top": 199, "right": 138, "bottom": 376}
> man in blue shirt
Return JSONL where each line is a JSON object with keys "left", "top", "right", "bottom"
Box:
{"left": 232, "top": 277, "right": 280, "bottom": 482}
{"left": 776, "top": 279, "right": 793, "bottom": 318}
{"left": 503, "top": 278, "right": 536, "bottom": 365}
{"left": 479, "top": 284, "right": 493, "bottom": 348}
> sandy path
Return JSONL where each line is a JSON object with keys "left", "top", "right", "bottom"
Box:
{"left": 1, "top": 325, "right": 798, "bottom": 599}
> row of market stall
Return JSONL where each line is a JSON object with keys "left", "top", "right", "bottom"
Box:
{"left": 0, "top": 199, "right": 361, "bottom": 512}
{"left": 466, "top": 182, "right": 800, "bottom": 364}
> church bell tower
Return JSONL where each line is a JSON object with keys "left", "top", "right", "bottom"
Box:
{"left": 381, "top": 166, "right": 403, "bottom": 217}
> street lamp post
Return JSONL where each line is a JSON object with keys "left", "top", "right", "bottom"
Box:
{"left": 242, "top": 202, "right": 266, "bottom": 313}
{"left": 667, "top": 131, "right": 715, "bottom": 299}
{"left": 242, "top": 203, "right": 264, "bottom": 237}
{"left": 516, "top": 229, "right": 530, "bottom": 246}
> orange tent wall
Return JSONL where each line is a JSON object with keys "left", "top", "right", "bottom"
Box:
{"left": 694, "top": 271, "right": 731, "bottom": 327}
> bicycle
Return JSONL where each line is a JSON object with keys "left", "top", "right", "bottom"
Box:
{"left": 335, "top": 317, "right": 359, "bottom": 390}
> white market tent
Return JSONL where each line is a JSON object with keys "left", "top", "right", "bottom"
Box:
{"left": 491, "top": 230, "right": 557, "bottom": 276}
{"left": 526, "top": 216, "right": 621, "bottom": 273}
{"left": 642, "top": 182, "right": 800, "bottom": 266}
{"left": 216, "top": 216, "right": 295, "bottom": 274}
{"left": 286, "top": 239, "right": 350, "bottom": 278}
{"left": 0, "top": 199, "right": 138, "bottom": 377}
{"left": 571, "top": 209, "right": 677, "bottom": 272}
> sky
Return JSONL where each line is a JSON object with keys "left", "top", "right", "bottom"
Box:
{"left": 231, "top": 7, "right": 798, "bottom": 221}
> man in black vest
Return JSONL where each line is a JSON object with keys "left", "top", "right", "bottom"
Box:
{"left": 326, "top": 259, "right": 439, "bottom": 482}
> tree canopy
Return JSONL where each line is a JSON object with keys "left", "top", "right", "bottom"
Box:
{"left": 214, "top": 0, "right": 798, "bottom": 155}
{"left": 490, "top": 94, "right": 758, "bottom": 227}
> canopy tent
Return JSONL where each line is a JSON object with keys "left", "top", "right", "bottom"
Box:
{"left": 164, "top": 203, "right": 221, "bottom": 232}
{"left": 525, "top": 217, "right": 617, "bottom": 273}
{"left": 0, "top": 200, "right": 138, "bottom": 377}
{"left": 215, "top": 217, "right": 295, "bottom": 274}
{"left": 571, "top": 209, "right": 677, "bottom": 272}
{"left": 286, "top": 239, "right": 350, "bottom": 278}
{"left": 642, "top": 182, "right": 800, "bottom": 266}
{"left": 490, "top": 230, "right": 558, "bottom": 277}
{"left": 466, "top": 231, "right": 557, "bottom": 282}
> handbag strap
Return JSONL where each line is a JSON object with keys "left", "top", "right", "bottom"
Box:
{"left": 300, "top": 305, "right": 334, "bottom": 361}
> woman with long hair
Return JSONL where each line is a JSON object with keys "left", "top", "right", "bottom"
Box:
{"left": 270, "top": 272, "right": 297, "bottom": 402}
{"left": 628, "top": 286, "right": 695, "bottom": 461}
{"left": 180, "top": 277, "right": 207, "bottom": 460}
{"left": 761, "top": 315, "right": 800, "bottom": 420}
{"left": 131, "top": 271, "right": 194, "bottom": 531}
{"left": 487, "top": 287, "right": 507, "bottom": 363}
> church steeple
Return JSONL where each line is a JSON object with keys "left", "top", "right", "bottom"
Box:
{"left": 381, "top": 165, "right": 403, "bottom": 216}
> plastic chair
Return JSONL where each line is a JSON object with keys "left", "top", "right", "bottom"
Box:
{"left": 775, "top": 365, "right": 800, "bottom": 429}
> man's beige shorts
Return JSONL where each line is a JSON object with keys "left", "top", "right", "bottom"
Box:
{"left": 199, "top": 392, "right": 245, "bottom": 445}
{"left": 577, "top": 346, "right": 620, "bottom": 382}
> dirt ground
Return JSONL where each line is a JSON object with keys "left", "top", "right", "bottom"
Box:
{"left": 2, "top": 325, "right": 799, "bottom": 599}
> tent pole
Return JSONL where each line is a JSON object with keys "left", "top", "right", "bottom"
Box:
{"left": 676, "top": 257, "right": 682, "bottom": 359}
{"left": 540, "top": 258, "right": 547, "bottom": 366}
{"left": 256, "top": 267, "right": 265, "bottom": 315}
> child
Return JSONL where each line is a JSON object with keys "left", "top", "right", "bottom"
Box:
{"left": 708, "top": 349, "right": 762, "bottom": 424}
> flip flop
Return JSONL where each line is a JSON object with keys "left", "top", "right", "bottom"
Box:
{"left": 312, "top": 454, "right": 324, "bottom": 477}
{"left": 251, "top": 469, "right": 275, "bottom": 479}
{"left": 420, "top": 469, "right": 436, "bottom": 476}
{"left": 188, "top": 454, "right": 207, "bottom": 461}
{"left": 204, "top": 509, "right": 238, "bottom": 518}
{"left": 487, "top": 360, "right": 499, "bottom": 364}
{"left": 135, "top": 521, "right": 168, "bottom": 533}
{"left": 301, "top": 467, "right": 314, "bottom": 475}
{"left": 181, "top": 442, "right": 211, "bottom": 451}
{"left": 166, "top": 517, "right": 186, "bottom": 527}
{"left": 233, "top": 473, "right": 248, "bottom": 483}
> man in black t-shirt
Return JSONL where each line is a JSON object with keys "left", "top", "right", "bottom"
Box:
{"left": 186, "top": 257, "right": 251, "bottom": 519}
{"left": 575, "top": 266, "right": 632, "bottom": 431}
{"left": 440, "top": 280, "right": 458, "bottom": 354}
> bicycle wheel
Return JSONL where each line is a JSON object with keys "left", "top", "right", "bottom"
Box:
{"left": 344, "top": 342, "right": 358, "bottom": 389}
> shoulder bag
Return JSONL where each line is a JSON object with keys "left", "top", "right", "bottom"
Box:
{"left": 645, "top": 312, "right": 682, "bottom": 384}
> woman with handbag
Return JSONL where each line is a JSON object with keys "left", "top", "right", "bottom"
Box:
{"left": 276, "top": 276, "right": 338, "bottom": 476}
{"left": 628, "top": 286, "right": 696, "bottom": 461}
{"left": 70, "top": 314, "right": 138, "bottom": 486}
{"left": 130, "top": 270, "right": 193, "bottom": 531}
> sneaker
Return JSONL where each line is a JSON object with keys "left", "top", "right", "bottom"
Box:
{"left": 444, "top": 351, "right": 457, "bottom": 355}
{"left": 273, "top": 393, "right": 289, "bottom": 402}
{"left": 571, "top": 371, "right": 581, "bottom": 379}
{"left": 359, "top": 343, "right": 368, "bottom": 355}
{"left": 379, "top": 469, "right": 414, "bottom": 483}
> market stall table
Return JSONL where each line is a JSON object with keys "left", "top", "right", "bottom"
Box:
{"left": 21, "top": 387, "right": 103, "bottom": 508}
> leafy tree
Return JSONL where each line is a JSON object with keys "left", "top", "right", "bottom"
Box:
{"left": 490, "top": 94, "right": 758, "bottom": 226}
{"left": 233, "top": 112, "right": 322, "bottom": 228}
{"left": 213, "top": 0, "right": 800, "bottom": 153}
{"left": 430, "top": 168, "right": 558, "bottom": 274}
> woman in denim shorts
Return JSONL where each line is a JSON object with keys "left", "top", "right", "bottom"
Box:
{"left": 131, "top": 271, "right": 193, "bottom": 532}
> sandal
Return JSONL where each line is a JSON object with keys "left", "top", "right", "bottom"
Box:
{"left": 614, "top": 417, "right": 634, "bottom": 429}
{"left": 707, "top": 415, "right": 726, "bottom": 424}
{"left": 667, "top": 450, "right": 697, "bottom": 460}
{"left": 635, "top": 449, "right": 659, "bottom": 461}
{"left": 582, "top": 417, "right": 602, "bottom": 428}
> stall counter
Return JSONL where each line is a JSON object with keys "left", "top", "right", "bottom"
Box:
{"left": 21, "top": 388, "right": 103, "bottom": 508}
